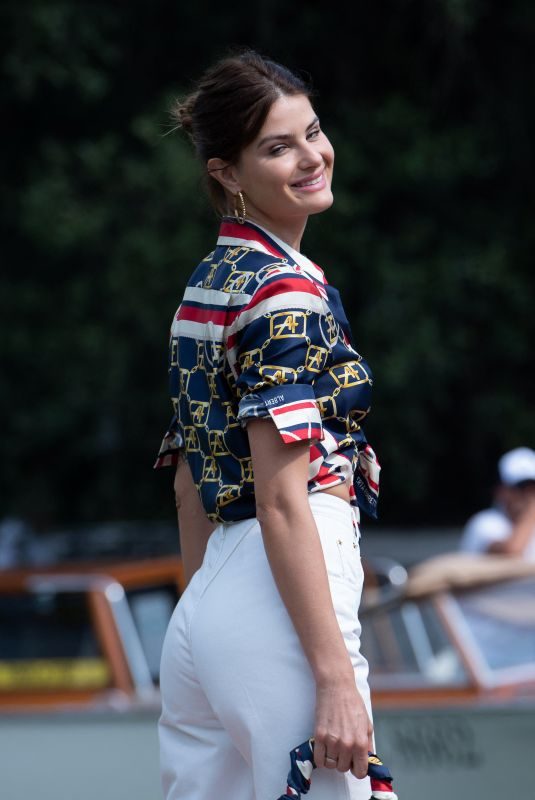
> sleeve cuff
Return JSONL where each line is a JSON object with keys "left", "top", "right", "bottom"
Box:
{"left": 237, "top": 385, "right": 323, "bottom": 445}
{"left": 236, "top": 393, "right": 271, "bottom": 424}
{"left": 153, "top": 416, "right": 184, "bottom": 469}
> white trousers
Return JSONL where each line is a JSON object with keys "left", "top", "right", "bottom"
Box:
{"left": 159, "top": 492, "right": 373, "bottom": 800}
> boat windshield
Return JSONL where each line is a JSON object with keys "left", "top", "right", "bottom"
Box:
{"left": 361, "top": 597, "right": 469, "bottom": 689}
{"left": 451, "top": 577, "right": 535, "bottom": 682}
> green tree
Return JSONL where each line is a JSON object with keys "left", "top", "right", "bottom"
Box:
{"left": 2, "top": 0, "right": 534, "bottom": 529}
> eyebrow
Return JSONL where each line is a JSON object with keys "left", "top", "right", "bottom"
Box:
{"left": 256, "top": 116, "right": 320, "bottom": 149}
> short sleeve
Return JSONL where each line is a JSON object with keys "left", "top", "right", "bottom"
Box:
{"left": 459, "top": 509, "right": 511, "bottom": 553}
{"left": 153, "top": 414, "right": 184, "bottom": 469}
{"left": 233, "top": 273, "right": 332, "bottom": 445}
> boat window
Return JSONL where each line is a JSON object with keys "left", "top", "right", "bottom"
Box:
{"left": 0, "top": 591, "right": 111, "bottom": 692}
{"left": 362, "top": 598, "right": 468, "bottom": 687}
{"left": 454, "top": 577, "right": 535, "bottom": 675}
{"left": 126, "top": 584, "right": 178, "bottom": 683}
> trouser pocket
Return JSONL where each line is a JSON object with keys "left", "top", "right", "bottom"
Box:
{"left": 312, "top": 499, "right": 362, "bottom": 586}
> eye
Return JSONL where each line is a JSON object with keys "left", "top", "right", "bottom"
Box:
{"left": 270, "top": 144, "right": 288, "bottom": 156}
{"left": 307, "top": 127, "right": 321, "bottom": 140}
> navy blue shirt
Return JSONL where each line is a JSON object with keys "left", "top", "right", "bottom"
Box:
{"left": 155, "top": 218, "right": 380, "bottom": 524}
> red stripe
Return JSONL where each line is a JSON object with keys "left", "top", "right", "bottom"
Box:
{"left": 223, "top": 278, "right": 321, "bottom": 346}
{"left": 271, "top": 400, "right": 317, "bottom": 416}
{"left": 178, "top": 304, "right": 240, "bottom": 325}
{"left": 309, "top": 444, "right": 324, "bottom": 461}
{"left": 219, "top": 221, "right": 283, "bottom": 258}
{"left": 315, "top": 463, "right": 337, "bottom": 480}
{"left": 370, "top": 780, "right": 393, "bottom": 792}
{"left": 246, "top": 276, "right": 321, "bottom": 310}
{"left": 280, "top": 428, "right": 317, "bottom": 444}
{"left": 315, "top": 473, "right": 341, "bottom": 486}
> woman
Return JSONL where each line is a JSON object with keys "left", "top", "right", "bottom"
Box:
{"left": 155, "top": 49, "right": 381, "bottom": 800}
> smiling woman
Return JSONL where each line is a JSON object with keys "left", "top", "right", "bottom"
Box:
{"left": 206, "top": 93, "right": 334, "bottom": 248}
{"left": 155, "top": 49, "right": 383, "bottom": 800}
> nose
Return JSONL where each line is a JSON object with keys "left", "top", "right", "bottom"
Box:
{"left": 298, "top": 139, "right": 324, "bottom": 169}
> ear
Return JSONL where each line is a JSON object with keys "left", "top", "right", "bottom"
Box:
{"left": 207, "top": 158, "right": 241, "bottom": 195}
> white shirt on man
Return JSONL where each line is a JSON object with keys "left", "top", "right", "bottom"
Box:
{"left": 460, "top": 506, "right": 535, "bottom": 561}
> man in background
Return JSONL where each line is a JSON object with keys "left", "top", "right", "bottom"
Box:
{"left": 460, "top": 447, "right": 535, "bottom": 560}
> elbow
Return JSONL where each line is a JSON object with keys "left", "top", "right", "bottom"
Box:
{"left": 255, "top": 490, "right": 309, "bottom": 529}
{"left": 487, "top": 539, "right": 518, "bottom": 557}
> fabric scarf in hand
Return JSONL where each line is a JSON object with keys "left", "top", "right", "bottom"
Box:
{"left": 275, "top": 737, "right": 397, "bottom": 800}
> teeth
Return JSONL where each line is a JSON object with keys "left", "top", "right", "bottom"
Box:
{"left": 295, "top": 174, "right": 323, "bottom": 187}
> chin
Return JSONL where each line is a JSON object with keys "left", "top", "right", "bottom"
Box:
{"left": 307, "top": 190, "right": 334, "bottom": 215}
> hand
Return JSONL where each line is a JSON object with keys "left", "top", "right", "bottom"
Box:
{"left": 313, "top": 677, "right": 373, "bottom": 778}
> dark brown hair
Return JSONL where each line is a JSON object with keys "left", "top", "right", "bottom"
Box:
{"left": 170, "top": 49, "right": 313, "bottom": 215}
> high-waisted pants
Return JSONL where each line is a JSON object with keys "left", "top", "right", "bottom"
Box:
{"left": 159, "top": 492, "right": 373, "bottom": 800}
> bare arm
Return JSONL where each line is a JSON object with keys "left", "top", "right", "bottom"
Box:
{"left": 247, "top": 419, "right": 372, "bottom": 777}
{"left": 174, "top": 458, "right": 216, "bottom": 586}
{"left": 488, "top": 497, "right": 535, "bottom": 556}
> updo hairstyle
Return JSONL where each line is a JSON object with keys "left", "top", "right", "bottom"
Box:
{"left": 170, "top": 49, "right": 313, "bottom": 216}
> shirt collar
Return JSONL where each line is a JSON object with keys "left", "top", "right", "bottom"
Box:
{"left": 217, "top": 217, "right": 327, "bottom": 284}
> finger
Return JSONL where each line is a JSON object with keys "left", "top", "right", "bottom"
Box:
{"left": 350, "top": 757, "right": 369, "bottom": 780}
{"left": 368, "top": 724, "right": 375, "bottom": 756}
{"left": 350, "top": 744, "right": 369, "bottom": 779}
{"left": 336, "top": 747, "right": 352, "bottom": 773}
{"left": 313, "top": 736, "right": 326, "bottom": 769}
{"left": 323, "top": 735, "right": 341, "bottom": 770}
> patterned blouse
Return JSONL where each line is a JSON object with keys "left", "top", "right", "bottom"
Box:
{"left": 155, "top": 217, "right": 380, "bottom": 524}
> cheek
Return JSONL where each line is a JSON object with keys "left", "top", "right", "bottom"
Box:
{"left": 324, "top": 140, "right": 335, "bottom": 166}
{"left": 255, "top": 162, "right": 292, "bottom": 195}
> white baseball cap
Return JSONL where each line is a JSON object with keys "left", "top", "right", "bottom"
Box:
{"left": 498, "top": 447, "right": 535, "bottom": 486}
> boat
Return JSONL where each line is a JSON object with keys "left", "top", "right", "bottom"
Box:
{"left": 1, "top": 552, "right": 534, "bottom": 799}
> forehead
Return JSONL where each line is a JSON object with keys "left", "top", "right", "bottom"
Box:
{"left": 257, "top": 93, "right": 316, "bottom": 137}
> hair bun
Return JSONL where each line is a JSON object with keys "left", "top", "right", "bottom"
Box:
{"left": 169, "top": 93, "right": 198, "bottom": 136}
{"left": 167, "top": 51, "right": 311, "bottom": 216}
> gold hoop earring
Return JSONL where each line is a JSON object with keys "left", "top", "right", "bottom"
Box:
{"left": 234, "top": 191, "right": 247, "bottom": 225}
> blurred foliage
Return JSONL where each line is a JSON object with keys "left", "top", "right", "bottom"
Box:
{"left": 1, "top": 0, "right": 534, "bottom": 528}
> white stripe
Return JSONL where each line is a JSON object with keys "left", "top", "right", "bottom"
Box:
{"left": 308, "top": 453, "right": 353, "bottom": 483}
{"left": 171, "top": 289, "right": 325, "bottom": 349}
{"left": 254, "top": 263, "right": 328, "bottom": 300}
{"left": 256, "top": 264, "right": 303, "bottom": 283}
{"left": 324, "top": 453, "right": 353, "bottom": 476}
{"left": 228, "top": 291, "right": 327, "bottom": 335}
{"left": 273, "top": 399, "right": 317, "bottom": 412}
{"left": 319, "top": 428, "right": 339, "bottom": 453}
{"left": 217, "top": 235, "right": 278, "bottom": 258}
{"left": 171, "top": 318, "right": 226, "bottom": 341}
{"left": 184, "top": 285, "right": 252, "bottom": 307}
{"left": 269, "top": 406, "right": 321, "bottom": 431}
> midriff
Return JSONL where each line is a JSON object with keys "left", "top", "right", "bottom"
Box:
{"left": 321, "top": 482, "right": 351, "bottom": 504}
